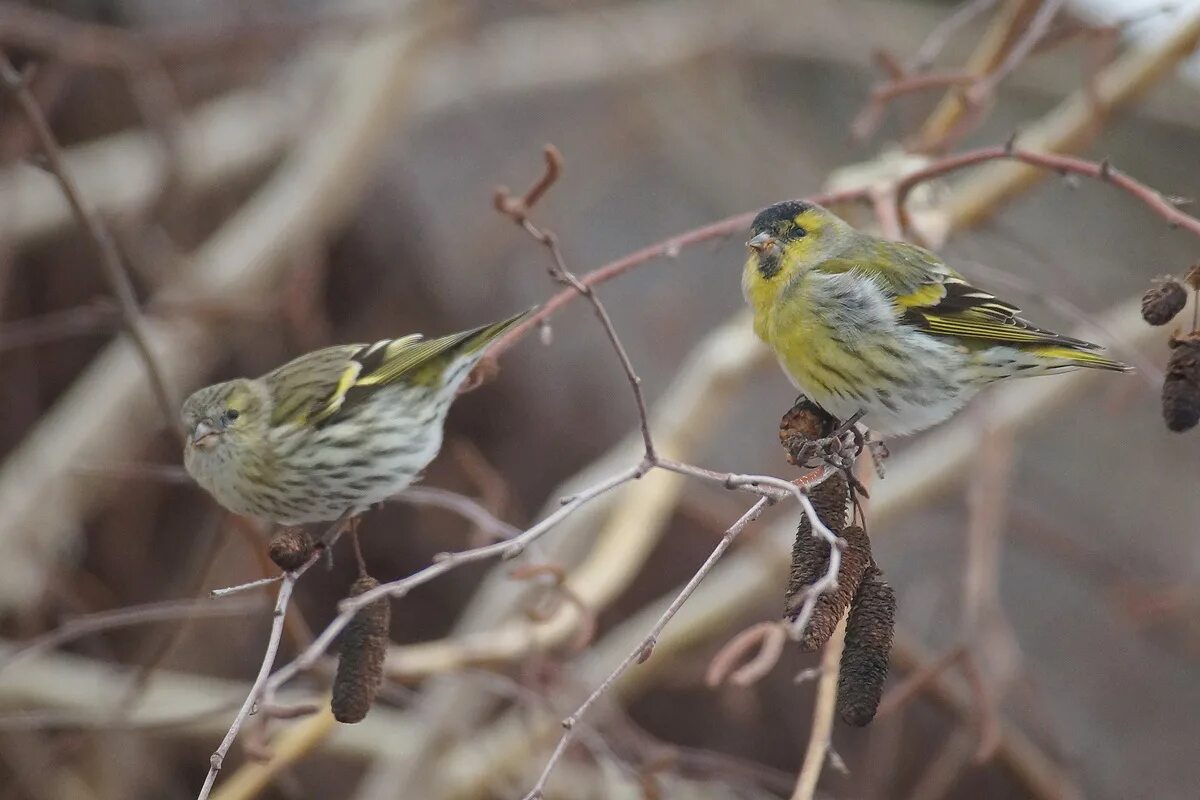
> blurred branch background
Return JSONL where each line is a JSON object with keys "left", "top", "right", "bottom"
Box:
{"left": 1, "top": 0, "right": 1199, "bottom": 798}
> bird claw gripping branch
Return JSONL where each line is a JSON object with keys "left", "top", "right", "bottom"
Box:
{"left": 779, "top": 398, "right": 875, "bottom": 502}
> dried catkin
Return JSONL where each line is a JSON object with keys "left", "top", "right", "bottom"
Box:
{"left": 837, "top": 568, "right": 896, "bottom": 727}
{"left": 1141, "top": 278, "right": 1188, "bottom": 326}
{"left": 331, "top": 576, "right": 390, "bottom": 724}
{"left": 1163, "top": 335, "right": 1200, "bottom": 432}
{"left": 268, "top": 529, "right": 314, "bottom": 571}
{"left": 789, "top": 523, "right": 871, "bottom": 652}
{"left": 784, "top": 472, "right": 848, "bottom": 607}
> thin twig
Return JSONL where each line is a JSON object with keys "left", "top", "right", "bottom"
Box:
{"left": 0, "top": 301, "right": 119, "bottom": 352}
{"left": 511, "top": 563, "right": 599, "bottom": 655}
{"left": 521, "top": 497, "right": 772, "bottom": 799}
{"left": 392, "top": 486, "right": 523, "bottom": 542}
{"left": 791, "top": 615, "right": 847, "bottom": 800}
{"left": 264, "top": 462, "right": 649, "bottom": 694}
{"left": 196, "top": 510, "right": 357, "bottom": 799}
{"left": 656, "top": 457, "right": 795, "bottom": 500}
{"left": 195, "top": 568, "right": 305, "bottom": 800}
{"left": 877, "top": 645, "right": 967, "bottom": 718}
{"left": 496, "top": 145, "right": 658, "bottom": 459}
{"left": 910, "top": 0, "right": 1001, "bottom": 72}
{"left": 967, "top": 0, "right": 1068, "bottom": 104}
{"left": 199, "top": 514, "right": 357, "bottom": 796}
{"left": 0, "top": 597, "right": 261, "bottom": 674}
{"left": 724, "top": 473, "right": 845, "bottom": 643}
{"left": 0, "top": 50, "right": 183, "bottom": 438}
{"left": 895, "top": 144, "right": 1200, "bottom": 240}
{"left": 486, "top": 186, "right": 875, "bottom": 362}
{"left": 855, "top": 0, "right": 1066, "bottom": 145}
{"left": 704, "top": 621, "right": 789, "bottom": 688}
{"left": 210, "top": 576, "right": 283, "bottom": 600}
{"left": 199, "top": 453, "right": 827, "bottom": 794}
{"left": 851, "top": 70, "right": 978, "bottom": 142}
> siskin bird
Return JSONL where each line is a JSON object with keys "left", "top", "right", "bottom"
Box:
{"left": 742, "top": 200, "right": 1130, "bottom": 436}
{"left": 181, "top": 310, "right": 530, "bottom": 525}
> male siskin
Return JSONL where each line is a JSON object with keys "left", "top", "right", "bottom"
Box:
{"left": 742, "top": 200, "right": 1129, "bottom": 436}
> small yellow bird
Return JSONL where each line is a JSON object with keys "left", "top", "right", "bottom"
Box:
{"left": 181, "top": 310, "right": 529, "bottom": 524}
{"left": 742, "top": 200, "right": 1129, "bottom": 436}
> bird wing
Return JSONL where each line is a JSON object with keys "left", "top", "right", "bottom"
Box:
{"left": 820, "top": 239, "right": 1100, "bottom": 350}
{"left": 264, "top": 337, "right": 419, "bottom": 428}
{"left": 265, "top": 310, "right": 530, "bottom": 428}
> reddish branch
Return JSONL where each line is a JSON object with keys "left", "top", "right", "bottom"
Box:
{"left": 494, "top": 144, "right": 659, "bottom": 459}
{"left": 854, "top": 0, "right": 1068, "bottom": 147}
{"left": 894, "top": 145, "right": 1200, "bottom": 240}
{"left": 967, "top": 0, "right": 1068, "bottom": 104}
{"left": 488, "top": 184, "right": 875, "bottom": 361}
{"left": 876, "top": 643, "right": 1000, "bottom": 763}
{"left": 851, "top": 70, "right": 977, "bottom": 142}
{"left": 189, "top": 133, "right": 1200, "bottom": 796}
{"left": 908, "top": 0, "right": 1001, "bottom": 73}
{"left": 859, "top": 1, "right": 1186, "bottom": 149}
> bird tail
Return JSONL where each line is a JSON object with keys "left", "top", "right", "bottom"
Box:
{"left": 1030, "top": 345, "right": 1132, "bottom": 373}
{"left": 341, "top": 308, "right": 536, "bottom": 393}
{"left": 452, "top": 307, "right": 535, "bottom": 356}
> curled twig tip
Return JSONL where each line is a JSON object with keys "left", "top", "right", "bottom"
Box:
{"left": 705, "top": 621, "right": 787, "bottom": 688}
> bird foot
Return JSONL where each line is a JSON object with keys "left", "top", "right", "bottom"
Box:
{"left": 793, "top": 410, "right": 866, "bottom": 471}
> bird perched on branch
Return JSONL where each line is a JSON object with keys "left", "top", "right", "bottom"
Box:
{"left": 742, "top": 200, "right": 1129, "bottom": 436}
{"left": 181, "top": 310, "right": 530, "bottom": 524}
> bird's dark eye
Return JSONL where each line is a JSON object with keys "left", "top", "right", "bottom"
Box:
{"left": 794, "top": 225, "right": 807, "bottom": 238}
{"left": 225, "top": 408, "right": 240, "bottom": 422}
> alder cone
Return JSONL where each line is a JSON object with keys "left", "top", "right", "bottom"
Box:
{"left": 789, "top": 524, "right": 871, "bottom": 652}
{"left": 1141, "top": 279, "right": 1187, "bottom": 326}
{"left": 268, "top": 529, "right": 314, "bottom": 571}
{"left": 331, "top": 576, "right": 391, "bottom": 724}
{"left": 784, "top": 473, "right": 849, "bottom": 620}
{"left": 1163, "top": 335, "right": 1200, "bottom": 432}
{"left": 837, "top": 568, "right": 896, "bottom": 727}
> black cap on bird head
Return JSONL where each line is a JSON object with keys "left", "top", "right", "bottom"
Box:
{"left": 751, "top": 200, "right": 813, "bottom": 234}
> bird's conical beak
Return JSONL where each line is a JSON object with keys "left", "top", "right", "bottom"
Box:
{"left": 191, "top": 419, "right": 220, "bottom": 448}
{"left": 746, "top": 232, "right": 774, "bottom": 252}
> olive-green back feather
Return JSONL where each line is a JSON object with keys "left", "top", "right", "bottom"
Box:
{"left": 266, "top": 309, "right": 531, "bottom": 428}
{"left": 824, "top": 237, "right": 1115, "bottom": 356}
